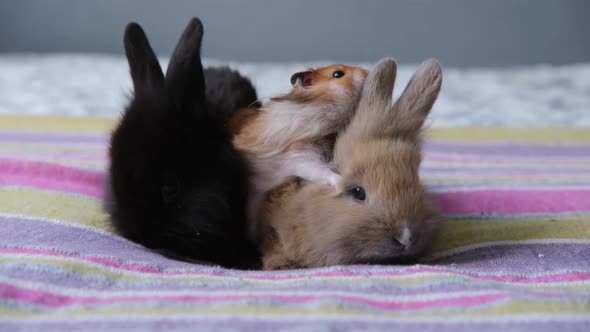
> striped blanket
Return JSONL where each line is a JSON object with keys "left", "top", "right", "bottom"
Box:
{"left": 1, "top": 114, "right": 589, "bottom": 331}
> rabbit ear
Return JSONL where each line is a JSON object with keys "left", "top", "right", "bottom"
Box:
{"left": 341, "top": 58, "right": 397, "bottom": 141}
{"left": 165, "top": 17, "right": 206, "bottom": 110}
{"left": 356, "top": 58, "right": 397, "bottom": 115}
{"left": 124, "top": 22, "right": 165, "bottom": 95}
{"left": 390, "top": 59, "right": 442, "bottom": 136}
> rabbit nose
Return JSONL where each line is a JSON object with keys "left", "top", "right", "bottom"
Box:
{"left": 395, "top": 227, "right": 413, "bottom": 250}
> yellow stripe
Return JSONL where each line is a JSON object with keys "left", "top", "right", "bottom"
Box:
{"left": 53, "top": 301, "right": 590, "bottom": 317}
{"left": 0, "top": 189, "right": 112, "bottom": 233}
{"left": 431, "top": 215, "right": 590, "bottom": 254}
{"left": 426, "top": 127, "right": 590, "bottom": 143}
{"left": 2, "top": 115, "right": 590, "bottom": 143}
{"left": 0, "top": 256, "right": 139, "bottom": 282}
{"left": 0, "top": 114, "right": 115, "bottom": 134}
{"left": 0, "top": 299, "right": 588, "bottom": 318}
{"left": 476, "top": 300, "right": 590, "bottom": 316}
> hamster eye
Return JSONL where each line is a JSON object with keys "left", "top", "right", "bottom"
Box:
{"left": 332, "top": 70, "right": 345, "bottom": 78}
{"left": 350, "top": 186, "right": 366, "bottom": 201}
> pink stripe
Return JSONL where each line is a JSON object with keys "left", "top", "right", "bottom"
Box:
{"left": 0, "top": 282, "right": 505, "bottom": 309}
{"left": 435, "top": 190, "right": 590, "bottom": 215}
{"left": 2, "top": 157, "right": 590, "bottom": 214}
{"left": 0, "top": 158, "right": 104, "bottom": 197}
{"left": 2, "top": 247, "right": 590, "bottom": 284}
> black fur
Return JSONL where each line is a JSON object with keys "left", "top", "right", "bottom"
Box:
{"left": 105, "top": 18, "right": 260, "bottom": 268}
{"left": 205, "top": 66, "right": 261, "bottom": 119}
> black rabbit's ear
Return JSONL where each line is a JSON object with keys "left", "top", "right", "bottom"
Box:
{"left": 124, "top": 22, "right": 165, "bottom": 95}
{"left": 165, "top": 18, "right": 206, "bottom": 110}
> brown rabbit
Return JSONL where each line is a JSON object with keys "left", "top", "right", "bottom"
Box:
{"left": 256, "top": 58, "right": 443, "bottom": 270}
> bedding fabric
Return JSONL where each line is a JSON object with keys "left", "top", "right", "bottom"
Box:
{"left": 1, "top": 54, "right": 590, "bottom": 127}
{"left": 0, "top": 115, "right": 589, "bottom": 331}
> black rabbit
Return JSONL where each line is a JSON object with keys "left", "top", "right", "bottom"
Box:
{"left": 105, "top": 18, "right": 259, "bottom": 268}
{"left": 204, "top": 66, "right": 261, "bottom": 120}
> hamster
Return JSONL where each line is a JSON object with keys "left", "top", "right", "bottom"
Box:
{"left": 230, "top": 64, "right": 369, "bottom": 241}
{"left": 257, "top": 59, "right": 444, "bottom": 270}
{"left": 105, "top": 18, "right": 259, "bottom": 268}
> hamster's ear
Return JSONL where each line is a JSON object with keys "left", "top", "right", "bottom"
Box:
{"left": 165, "top": 17, "right": 206, "bottom": 110}
{"left": 290, "top": 70, "right": 313, "bottom": 87}
{"left": 124, "top": 22, "right": 165, "bottom": 95}
{"left": 391, "top": 59, "right": 442, "bottom": 137}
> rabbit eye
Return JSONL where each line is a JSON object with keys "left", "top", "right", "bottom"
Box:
{"left": 332, "top": 70, "right": 345, "bottom": 78}
{"left": 350, "top": 186, "right": 366, "bottom": 201}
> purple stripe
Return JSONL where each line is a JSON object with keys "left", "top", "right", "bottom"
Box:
{"left": 426, "top": 183, "right": 590, "bottom": 190}
{"left": 428, "top": 243, "right": 590, "bottom": 274}
{"left": 2, "top": 215, "right": 590, "bottom": 279}
{"left": 424, "top": 152, "right": 590, "bottom": 162}
{"left": 0, "top": 215, "right": 196, "bottom": 270}
{"left": 424, "top": 141, "right": 590, "bottom": 157}
{"left": 0, "top": 131, "right": 107, "bottom": 144}
{"left": 1, "top": 318, "right": 588, "bottom": 332}
{"left": 421, "top": 167, "right": 590, "bottom": 174}
{"left": 0, "top": 151, "right": 106, "bottom": 161}
{"left": 447, "top": 211, "right": 590, "bottom": 219}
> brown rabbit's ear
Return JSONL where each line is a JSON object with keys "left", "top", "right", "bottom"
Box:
{"left": 342, "top": 58, "right": 397, "bottom": 140}
{"left": 391, "top": 59, "right": 442, "bottom": 137}
{"left": 357, "top": 58, "right": 397, "bottom": 114}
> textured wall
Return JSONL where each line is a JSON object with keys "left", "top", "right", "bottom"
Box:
{"left": 1, "top": 0, "right": 589, "bottom": 66}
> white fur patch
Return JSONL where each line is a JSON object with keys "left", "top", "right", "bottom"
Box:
{"left": 399, "top": 226, "right": 412, "bottom": 247}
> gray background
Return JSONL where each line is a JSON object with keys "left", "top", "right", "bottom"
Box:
{"left": 1, "top": 0, "right": 589, "bottom": 67}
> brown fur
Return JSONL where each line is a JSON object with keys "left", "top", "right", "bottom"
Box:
{"left": 229, "top": 64, "right": 369, "bottom": 241}
{"left": 228, "top": 107, "right": 259, "bottom": 136}
{"left": 256, "top": 58, "right": 444, "bottom": 270}
{"left": 233, "top": 64, "right": 369, "bottom": 155}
